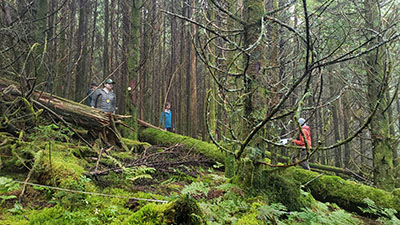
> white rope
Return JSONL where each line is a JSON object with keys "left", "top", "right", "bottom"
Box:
{"left": 12, "top": 180, "right": 169, "bottom": 203}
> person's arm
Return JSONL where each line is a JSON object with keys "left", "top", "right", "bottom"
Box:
{"left": 172, "top": 113, "right": 175, "bottom": 131}
{"left": 112, "top": 93, "right": 117, "bottom": 113}
{"left": 293, "top": 128, "right": 306, "bottom": 146}
{"left": 293, "top": 136, "right": 304, "bottom": 146}
{"left": 90, "top": 90, "right": 100, "bottom": 107}
{"left": 160, "top": 111, "right": 164, "bottom": 127}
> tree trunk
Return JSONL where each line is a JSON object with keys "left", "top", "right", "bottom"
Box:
{"left": 103, "top": 0, "right": 110, "bottom": 79}
{"left": 266, "top": 0, "right": 280, "bottom": 164}
{"left": 88, "top": 0, "right": 99, "bottom": 84}
{"left": 55, "top": 1, "right": 67, "bottom": 97}
{"left": 75, "top": 0, "right": 89, "bottom": 101}
{"left": 189, "top": 0, "right": 198, "bottom": 138}
{"left": 33, "top": 0, "right": 48, "bottom": 83}
{"left": 121, "top": 0, "right": 141, "bottom": 140}
{"left": 46, "top": 0, "right": 57, "bottom": 93}
{"left": 329, "top": 72, "right": 343, "bottom": 168}
{"left": 364, "top": 0, "right": 394, "bottom": 191}
{"left": 65, "top": 0, "right": 77, "bottom": 100}
{"left": 242, "top": 0, "right": 265, "bottom": 138}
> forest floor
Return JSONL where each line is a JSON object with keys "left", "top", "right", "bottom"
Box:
{"left": 0, "top": 124, "right": 398, "bottom": 224}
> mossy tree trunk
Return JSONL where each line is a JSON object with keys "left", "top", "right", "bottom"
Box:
{"left": 232, "top": 0, "right": 267, "bottom": 190}
{"left": 33, "top": 0, "right": 48, "bottom": 82}
{"left": 121, "top": 0, "right": 141, "bottom": 140}
{"left": 206, "top": 0, "right": 217, "bottom": 141}
{"left": 189, "top": 2, "right": 198, "bottom": 138}
{"left": 242, "top": 0, "right": 265, "bottom": 137}
{"left": 364, "top": 0, "right": 395, "bottom": 191}
{"left": 266, "top": 0, "right": 279, "bottom": 164}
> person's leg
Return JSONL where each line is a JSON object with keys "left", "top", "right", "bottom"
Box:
{"left": 299, "top": 149, "right": 310, "bottom": 170}
{"left": 166, "top": 127, "right": 173, "bottom": 132}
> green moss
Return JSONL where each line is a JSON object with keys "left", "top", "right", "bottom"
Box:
{"left": 121, "top": 138, "right": 151, "bottom": 153}
{"left": 232, "top": 157, "right": 309, "bottom": 211}
{"left": 122, "top": 195, "right": 203, "bottom": 225}
{"left": 164, "top": 194, "right": 204, "bottom": 224}
{"left": 237, "top": 212, "right": 264, "bottom": 225}
{"left": 122, "top": 203, "right": 168, "bottom": 225}
{"left": 113, "top": 151, "right": 135, "bottom": 161}
{"left": 37, "top": 146, "right": 85, "bottom": 185}
{"left": 139, "top": 128, "right": 225, "bottom": 163}
{"left": 287, "top": 167, "right": 400, "bottom": 216}
{"left": 224, "top": 152, "right": 236, "bottom": 178}
{"left": 256, "top": 169, "right": 309, "bottom": 211}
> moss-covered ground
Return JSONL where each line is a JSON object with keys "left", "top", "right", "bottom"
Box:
{"left": 0, "top": 125, "right": 399, "bottom": 224}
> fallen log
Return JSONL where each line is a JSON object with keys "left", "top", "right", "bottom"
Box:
{"left": 138, "top": 127, "right": 400, "bottom": 216}
{"left": 0, "top": 77, "right": 129, "bottom": 129}
{"left": 0, "top": 77, "right": 129, "bottom": 146}
{"left": 138, "top": 127, "right": 225, "bottom": 164}
{"left": 137, "top": 124, "right": 363, "bottom": 180}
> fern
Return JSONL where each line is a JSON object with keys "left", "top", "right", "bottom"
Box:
{"left": 286, "top": 201, "right": 360, "bottom": 225}
{"left": 359, "top": 198, "right": 400, "bottom": 224}
{"left": 104, "top": 153, "right": 124, "bottom": 169}
{"left": 0, "top": 176, "right": 20, "bottom": 205}
{"left": 125, "top": 166, "right": 156, "bottom": 182}
{"left": 258, "top": 203, "right": 287, "bottom": 222}
{"left": 181, "top": 181, "right": 210, "bottom": 196}
{"left": 216, "top": 183, "right": 237, "bottom": 191}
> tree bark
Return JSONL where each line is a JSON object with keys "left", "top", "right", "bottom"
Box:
{"left": 329, "top": 72, "right": 343, "bottom": 168}
{"left": 103, "top": 0, "right": 110, "bottom": 79}
{"left": 364, "top": 0, "right": 395, "bottom": 191}
{"left": 120, "top": 0, "right": 141, "bottom": 140}
{"left": 75, "top": 0, "right": 89, "bottom": 101}
{"left": 189, "top": 0, "right": 198, "bottom": 138}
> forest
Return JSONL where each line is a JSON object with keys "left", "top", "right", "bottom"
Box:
{"left": 0, "top": 0, "right": 400, "bottom": 224}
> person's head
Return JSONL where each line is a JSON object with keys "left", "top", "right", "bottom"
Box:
{"left": 104, "top": 79, "right": 115, "bottom": 90}
{"left": 298, "top": 118, "right": 306, "bottom": 127}
{"left": 165, "top": 102, "right": 171, "bottom": 110}
{"left": 90, "top": 82, "right": 98, "bottom": 89}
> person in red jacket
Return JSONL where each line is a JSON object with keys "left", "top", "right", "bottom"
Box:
{"left": 292, "top": 118, "right": 311, "bottom": 170}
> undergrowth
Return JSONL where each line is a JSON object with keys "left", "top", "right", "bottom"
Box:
{"left": 1, "top": 126, "right": 399, "bottom": 224}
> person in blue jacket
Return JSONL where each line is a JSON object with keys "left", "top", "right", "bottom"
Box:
{"left": 160, "top": 102, "right": 175, "bottom": 132}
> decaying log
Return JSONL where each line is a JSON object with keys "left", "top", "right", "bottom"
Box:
{"left": 32, "top": 91, "right": 130, "bottom": 130}
{"left": 138, "top": 127, "right": 225, "bottom": 163}
{"left": 138, "top": 127, "right": 400, "bottom": 216}
{"left": 0, "top": 77, "right": 130, "bottom": 146}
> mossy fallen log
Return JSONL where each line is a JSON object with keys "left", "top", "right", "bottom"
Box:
{"left": 287, "top": 167, "right": 400, "bottom": 216}
{"left": 264, "top": 150, "right": 365, "bottom": 181}
{"left": 138, "top": 127, "right": 400, "bottom": 215}
{"left": 138, "top": 128, "right": 225, "bottom": 164}
{"left": 139, "top": 127, "right": 358, "bottom": 178}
